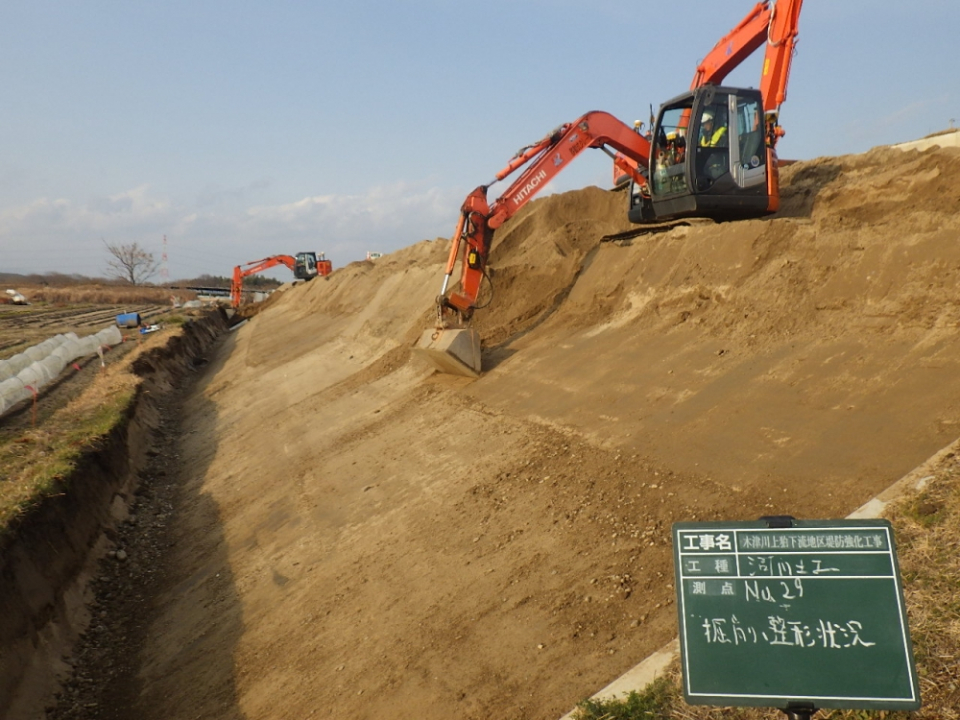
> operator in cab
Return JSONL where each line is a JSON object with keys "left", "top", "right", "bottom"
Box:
{"left": 699, "top": 110, "right": 727, "bottom": 148}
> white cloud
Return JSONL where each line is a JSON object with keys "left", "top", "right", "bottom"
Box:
{"left": 0, "top": 181, "right": 463, "bottom": 278}
{"left": 0, "top": 172, "right": 597, "bottom": 278}
{"left": 247, "top": 182, "right": 452, "bottom": 229}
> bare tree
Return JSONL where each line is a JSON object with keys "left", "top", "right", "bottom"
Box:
{"left": 104, "top": 241, "right": 160, "bottom": 285}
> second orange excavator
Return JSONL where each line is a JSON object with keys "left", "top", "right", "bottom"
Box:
{"left": 230, "top": 251, "right": 332, "bottom": 308}
{"left": 416, "top": 0, "right": 803, "bottom": 377}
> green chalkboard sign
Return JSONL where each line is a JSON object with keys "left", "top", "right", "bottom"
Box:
{"left": 672, "top": 519, "right": 920, "bottom": 711}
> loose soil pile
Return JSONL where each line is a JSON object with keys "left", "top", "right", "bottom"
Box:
{"left": 18, "top": 142, "right": 960, "bottom": 719}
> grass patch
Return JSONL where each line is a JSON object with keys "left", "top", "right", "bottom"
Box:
{"left": 23, "top": 285, "right": 194, "bottom": 305}
{"left": 899, "top": 490, "right": 947, "bottom": 529}
{"left": 0, "top": 363, "right": 139, "bottom": 533}
{"left": 572, "top": 676, "right": 676, "bottom": 719}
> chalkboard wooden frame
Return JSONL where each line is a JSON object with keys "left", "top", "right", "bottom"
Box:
{"left": 672, "top": 519, "right": 921, "bottom": 711}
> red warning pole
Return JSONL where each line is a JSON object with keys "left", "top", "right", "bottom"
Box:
{"left": 26, "top": 385, "right": 38, "bottom": 426}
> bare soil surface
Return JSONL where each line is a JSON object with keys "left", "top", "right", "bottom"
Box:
{"left": 40, "top": 144, "right": 960, "bottom": 719}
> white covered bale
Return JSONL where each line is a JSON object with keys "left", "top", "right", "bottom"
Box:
{"left": 0, "top": 377, "right": 29, "bottom": 415}
{"left": 0, "top": 324, "right": 127, "bottom": 419}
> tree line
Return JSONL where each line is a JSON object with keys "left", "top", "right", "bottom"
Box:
{"left": 2, "top": 242, "right": 282, "bottom": 290}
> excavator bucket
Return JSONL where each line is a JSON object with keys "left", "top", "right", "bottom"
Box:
{"left": 414, "top": 327, "right": 482, "bottom": 378}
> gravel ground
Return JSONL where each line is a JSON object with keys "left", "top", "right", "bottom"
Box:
{"left": 44, "top": 378, "right": 190, "bottom": 720}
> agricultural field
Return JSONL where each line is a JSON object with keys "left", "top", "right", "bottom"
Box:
{"left": 0, "top": 285, "right": 204, "bottom": 433}
{"left": 0, "top": 284, "right": 187, "bottom": 356}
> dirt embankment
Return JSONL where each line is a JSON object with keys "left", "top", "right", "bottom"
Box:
{"left": 0, "top": 313, "right": 226, "bottom": 719}
{"left": 3, "top": 143, "right": 960, "bottom": 720}
{"left": 88, "top": 144, "right": 957, "bottom": 720}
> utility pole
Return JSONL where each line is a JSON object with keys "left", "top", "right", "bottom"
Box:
{"left": 161, "top": 235, "right": 169, "bottom": 286}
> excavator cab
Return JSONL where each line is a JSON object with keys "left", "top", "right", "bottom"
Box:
{"left": 294, "top": 251, "right": 333, "bottom": 279}
{"left": 293, "top": 252, "right": 319, "bottom": 280}
{"left": 629, "top": 85, "right": 774, "bottom": 224}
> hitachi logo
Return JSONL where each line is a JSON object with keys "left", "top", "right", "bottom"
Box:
{"left": 512, "top": 169, "right": 548, "bottom": 206}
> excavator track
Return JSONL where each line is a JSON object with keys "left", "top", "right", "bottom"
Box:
{"left": 600, "top": 217, "right": 715, "bottom": 244}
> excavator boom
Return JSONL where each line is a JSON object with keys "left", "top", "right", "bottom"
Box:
{"left": 761, "top": 0, "right": 803, "bottom": 114}
{"left": 691, "top": 0, "right": 802, "bottom": 116}
{"left": 690, "top": 1, "right": 772, "bottom": 89}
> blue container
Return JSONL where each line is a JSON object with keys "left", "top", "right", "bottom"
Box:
{"left": 115, "top": 312, "right": 142, "bottom": 329}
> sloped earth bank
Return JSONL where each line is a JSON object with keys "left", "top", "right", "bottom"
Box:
{"left": 30, "top": 144, "right": 960, "bottom": 719}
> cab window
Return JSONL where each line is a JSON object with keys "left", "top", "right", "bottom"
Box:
{"left": 651, "top": 104, "right": 692, "bottom": 196}
{"left": 736, "top": 96, "right": 765, "bottom": 169}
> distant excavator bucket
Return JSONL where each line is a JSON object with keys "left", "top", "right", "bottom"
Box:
{"left": 414, "top": 327, "right": 481, "bottom": 378}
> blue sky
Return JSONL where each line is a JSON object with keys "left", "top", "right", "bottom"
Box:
{"left": 1, "top": 1, "right": 957, "bottom": 282}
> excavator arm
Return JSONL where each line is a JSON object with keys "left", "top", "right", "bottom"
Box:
{"left": 438, "top": 111, "right": 650, "bottom": 320}
{"left": 758, "top": 0, "right": 804, "bottom": 210}
{"left": 230, "top": 255, "right": 296, "bottom": 308}
{"left": 760, "top": 0, "right": 803, "bottom": 134}
{"left": 689, "top": 0, "right": 802, "bottom": 141}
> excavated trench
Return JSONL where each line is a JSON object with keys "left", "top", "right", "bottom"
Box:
{"left": 0, "top": 312, "right": 228, "bottom": 720}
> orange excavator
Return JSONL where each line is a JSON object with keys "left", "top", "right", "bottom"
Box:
{"left": 230, "top": 251, "right": 332, "bottom": 308}
{"left": 416, "top": 0, "right": 802, "bottom": 377}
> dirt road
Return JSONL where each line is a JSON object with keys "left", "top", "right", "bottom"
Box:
{"left": 47, "top": 143, "right": 960, "bottom": 719}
